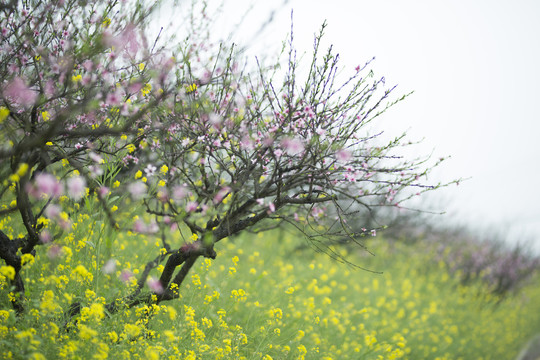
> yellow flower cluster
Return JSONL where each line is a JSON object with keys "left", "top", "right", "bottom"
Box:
{"left": 1, "top": 203, "right": 539, "bottom": 360}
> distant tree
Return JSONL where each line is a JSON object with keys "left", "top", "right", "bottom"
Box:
{"left": 0, "top": 0, "right": 454, "bottom": 316}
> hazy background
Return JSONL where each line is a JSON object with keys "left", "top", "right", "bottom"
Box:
{"left": 162, "top": 0, "right": 540, "bottom": 252}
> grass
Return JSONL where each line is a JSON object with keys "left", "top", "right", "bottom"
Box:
{"left": 1, "top": 211, "right": 540, "bottom": 359}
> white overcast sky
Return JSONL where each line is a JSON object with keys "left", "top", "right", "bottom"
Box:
{"left": 162, "top": 0, "right": 540, "bottom": 251}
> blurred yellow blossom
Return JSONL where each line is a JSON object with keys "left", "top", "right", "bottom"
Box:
{"left": 0, "top": 107, "right": 9, "bottom": 123}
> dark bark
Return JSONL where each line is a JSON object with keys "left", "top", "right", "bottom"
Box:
{"left": 62, "top": 239, "right": 217, "bottom": 326}
{"left": 0, "top": 230, "right": 25, "bottom": 314}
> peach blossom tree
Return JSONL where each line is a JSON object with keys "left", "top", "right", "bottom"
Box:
{"left": 0, "top": 0, "right": 452, "bottom": 316}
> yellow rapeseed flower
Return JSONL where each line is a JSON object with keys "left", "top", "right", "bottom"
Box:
{"left": 16, "top": 163, "right": 29, "bottom": 177}
{"left": 285, "top": 287, "right": 295, "bottom": 294}
{"left": 164, "top": 330, "right": 176, "bottom": 342}
{"left": 72, "top": 264, "right": 93, "bottom": 283}
{"left": 40, "top": 290, "right": 60, "bottom": 315}
{"left": 0, "top": 107, "right": 9, "bottom": 123}
{"left": 141, "top": 83, "right": 152, "bottom": 96}
{"left": 78, "top": 324, "right": 97, "bottom": 340}
{"left": 21, "top": 253, "right": 34, "bottom": 266}
{"left": 29, "top": 353, "right": 46, "bottom": 360}
{"left": 167, "top": 306, "right": 177, "bottom": 320}
{"left": 0, "top": 265, "right": 15, "bottom": 280}
{"left": 124, "top": 323, "right": 141, "bottom": 338}
{"left": 186, "top": 83, "right": 197, "bottom": 94}
{"left": 107, "top": 331, "right": 118, "bottom": 342}
{"left": 71, "top": 74, "right": 82, "bottom": 83}
{"left": 88, "top": 303, "right": 105, "bottom": 321}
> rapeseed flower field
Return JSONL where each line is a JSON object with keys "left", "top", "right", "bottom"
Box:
{"left": 1, "top": 211, "right": 540, "bottom": 359}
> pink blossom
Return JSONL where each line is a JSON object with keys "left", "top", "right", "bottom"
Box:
{"left": 82, "top": 75, "right": 92, "bottom": 86}
{"left": 268, "top": 203, "right": 275, "bottom": 213}
{"left": 102, "top": 259, "right": 117, "bottom": 274}
{"left": 128, "top": 82, "right": 143, "bottom": 94}
{"left": 44, "top": 204, "right": 61, "bottom": 219}
{"left": 213, "top": 186, "right": 231, "bottom": 204}
{"left": 122, "top": 24, "right": 140, "bottom": 55}
{"left": 172, "top": 186, "right": 187, "bottom": 201}
{"left": 32, "top": 173, "right": 63, "bottom": 198}
{"left": 151, "top": 139, "right": 161, "bottom": 150}
{"left": 103, "top": 24, "right": 140, "bottom": 56}
{"left": 97, "top": 186, "right": 109, "bottom": 198}
{"left": 58, "top": 217, "right": 72, "bottom": 231}
{"left": 89, "top": 152, "right": 103, "bottom": 163}
{"left": 186, "top": 201, "right": 198, "bottom": 213}
{"left": 263, "top": 136, "right": 274, "bottom": 147}
{"left": 47, "top": 245, "right": 62, "bottom": 259}
{"left": 88, "top": 165, "right": 103, "bottom": 177}
{"left": 336, "top": 149, "right": 352, "bottom": 162}
{"left": 209, "top": 113, "right": 222, "bottom": 125}
{"left": 147, "top": 277, "right": 164, "bottom": 294}
{"left": 45, "top": 80, "right": 55, "bottom": 97}
{"left": 3, "top": 77, "right": 37, "bottom": 107}
{"left": 83, "top": 60, "right": 93, "bottom": 72}
{"left": 281, "top": 137, "right": 304, "bottom": 156}
{"left": 240, "top": 136, "right": 254, "bottom": 151}
{"left": 106, "top": 90, "right": 122, "bottom": 106}
{"left": 132, "top": 219, "right": 158, "bottom": 234}
{"left": 158, "top": 188, "right": 169, "bottom": 203}
{"left": 371, "top": 229, "right": 377, "bottom": 237}
{"left": 67, "top": 176, "right": 86, "bottom": 200}
{"left": 128, "top": 181, "right": 146, "bottom": 200}
{"left": 147, "top": 220, "right": 159, "bottom": 233}
{"left": 39, "top": 230, "right": 52, "bottom": 244}
{"left": 144, "top": 164, "right": 157, "bottom": 177}
{"left": 311, "top": 207, "right": 323, "bottom": 218}
{"left": 119, "top": 269, "right": 134, "bottom": 283}
{"left": 201, "top": 70, "right": 212, "bottom": 85}
{"left": 133, "top": 219, "right": 146, "bottom": 233}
